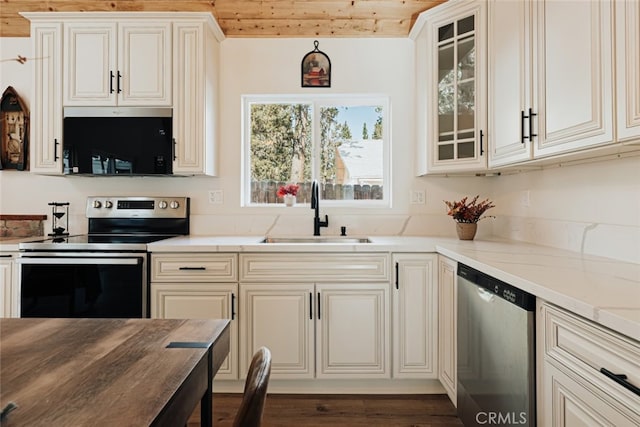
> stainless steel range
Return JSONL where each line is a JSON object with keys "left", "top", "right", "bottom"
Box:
{"left": 18, "top": 196, "right": 190, "bottom": 318}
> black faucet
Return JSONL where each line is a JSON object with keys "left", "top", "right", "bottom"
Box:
{"left": 311, "top": 180, "right": 329, "bottom": 236}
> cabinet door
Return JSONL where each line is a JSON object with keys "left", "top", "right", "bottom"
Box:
{"left": 316, "top": 283, "right": 390, "bottom": 379}
{"left": 64, "top": 23, "right": 117, "bottom": 105}
{"left": 534, "top": 0, "right": 614, "bottom": 157}
{"left": 616, "top": 0, "right": 640, "bottom": 143}
{"left": 487, "top": 0, "right": 534, "bottom": 167}
{"left": 542, "top": 361, "right": 639, "bottom": 426}
{"left": 118, "top": 22, "right": 172, "bottom": 106}
{"left": 30, "top": 23, "right": 63, "bottom": 174}
{"left": 0, "top": 257, "right": 13, "bottom": 317}
{"left": 392, "top": 254, "right": 438, "bottom": 379}
{"left": 151, "top": 282, "right": 238, "bottom": 380}
{"left": 240, "top": 284, "right": 314, "bottom": 379}
{"left": 438, "top": 255, "right": 457, "bottom": 404}
{"left": 417, "top": 0, "right": 487, "bottom": 174}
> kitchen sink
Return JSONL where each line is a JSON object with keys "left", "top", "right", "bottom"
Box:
{"left": 261, "top": 236, "right": 371, "bottom": 244}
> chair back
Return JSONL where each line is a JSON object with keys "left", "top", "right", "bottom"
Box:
{"left": 233, "top": 347, "right": 272, "bottom": 427}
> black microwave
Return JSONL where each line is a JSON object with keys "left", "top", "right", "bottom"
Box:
{"left": 63, "top": 107, "right": 173, "bottom": 176}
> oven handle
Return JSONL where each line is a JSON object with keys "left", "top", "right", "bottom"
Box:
{"left": 17, "top": 257, "right": 142, "bottom": 265}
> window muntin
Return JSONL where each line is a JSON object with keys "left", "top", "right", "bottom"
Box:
{"left": 243, "top": 96, "right": 390, "bottom": 206}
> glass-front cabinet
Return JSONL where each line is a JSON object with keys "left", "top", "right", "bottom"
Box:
{"left": 413, "top": 0, "right": 487, "bottom": 175}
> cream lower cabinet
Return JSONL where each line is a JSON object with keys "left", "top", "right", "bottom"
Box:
{"left": 150, "top": 253, "right": 238, "bottom": 380}
{"left": 437, "top": 255, "right": 457, "bottom": 404}
{"left": 537, "top": 302, "right": 640, "bottom": 426}
{"left": 392, "top": 253, "right": 438, "bottom": 379}
{"left": 239, "top": 253, "right": 390, "bottom": 380}
{"left": 0, "top": 253, "right": 17, "bottom": 317}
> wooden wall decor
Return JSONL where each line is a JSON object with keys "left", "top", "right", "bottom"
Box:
{"left": 301, "top": 40, "right": 331, "bottom": 88}
{"left": 1, "top": 86, "right": 29, "bottom": 170}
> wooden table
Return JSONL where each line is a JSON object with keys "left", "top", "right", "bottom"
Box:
{"left": 0, "top": 318, "right": 230, "bottom": 427}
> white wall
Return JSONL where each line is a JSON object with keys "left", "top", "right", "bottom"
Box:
{"left": 1, "top": 36, "right": 638, "bottom": 263}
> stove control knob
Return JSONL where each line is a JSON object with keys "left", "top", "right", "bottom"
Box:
{"left": 158, "top": 200, "right": 168, "bottom": 209}
{"left": 170, "top": 200, "right": 180, "bottom": 209}
{"left": 92, "top": 200, "right": 102, "bottom": 209}
{"left": 104, "top": 200, "right": 113, "bottom": 209}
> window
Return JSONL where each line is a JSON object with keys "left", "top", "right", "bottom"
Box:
{"left": 243, "top": 95, "right": 390, "bottom": 206}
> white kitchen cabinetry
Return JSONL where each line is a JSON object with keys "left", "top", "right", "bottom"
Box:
{"left": 150, "top": 253, "right": 238, "bottom": 380}
{"left": 172, "top": 18, "right": 222, "bottom": 175}
{"left": 616, "top": 0, "right": 640, "bottom": 144}
{"left": 392, "top": 254, "right": 438, "bottom": 379}
{"left": 537, "top": 302, "right": 640, "bottom": 426}
{"left": 25, "top": 17, "right": 63, "bottom": 174}
{"left": 0, "top": 253, "right": 17, "bottom": 317}
{"left": 488, "top": 0, "right": 615, "bottom": 167}
{"left": 239, "top": 253, "right": 390, "bottom": 380}
{"left": 64, "top": 20, "right": 171, "bottom": 106}
{"left": 412, "top": 0, "right": 487, "bottom": 175}
{"left": 437, "top": 255, "right": 457, "bottom": 404}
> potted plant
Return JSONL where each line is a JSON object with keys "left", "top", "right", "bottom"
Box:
{"left": 444, "top": 195, "right": 495, "bottom": 240}
{"left": 277, "top": 184, "right": 300, "bottom": 207}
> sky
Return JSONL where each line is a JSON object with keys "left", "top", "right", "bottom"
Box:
{"left": 334, "top": 106, "right": 380, "bottom": 139}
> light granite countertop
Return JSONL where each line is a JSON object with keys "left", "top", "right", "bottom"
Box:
{"left": 147, "top": 235, "right": 640, "bottom": 342}
{"left": 4, "top": 234, "right": 638, "bottom": 342}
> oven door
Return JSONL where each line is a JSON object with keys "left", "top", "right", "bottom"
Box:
{"left": 17, "top": 252, "right": 147, "bottom": 318}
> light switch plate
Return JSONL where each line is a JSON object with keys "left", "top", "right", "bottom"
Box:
{"left": 410, "top": 190, "right": 426, "bottom": 205}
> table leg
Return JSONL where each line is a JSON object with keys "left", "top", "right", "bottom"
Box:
{"left": 200, "top": 347, "right": 213, "bottom": 427}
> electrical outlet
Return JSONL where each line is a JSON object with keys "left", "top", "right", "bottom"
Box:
{"left": 410, "top": 190, "right": 426, "bottom": 205}
{"left": 209, "top": 190, "right": 223, "bottom": 204}
{"left": 520, "top": 190, "right": 530, "bottom": 207}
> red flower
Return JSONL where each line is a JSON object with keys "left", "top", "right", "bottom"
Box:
{"left": 444, "top": 195, "right": 495, "bottom": 223}
{"left": 277, "top": 184, "right": 299, "bottom": 197}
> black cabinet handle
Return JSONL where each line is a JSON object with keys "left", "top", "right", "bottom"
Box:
{"left": 172, "top": 138, "right": 177, "bottom": 161}
{"left": 309, "top": 292, "right": 313, "bottom": 320}
{"left": 528, "top": 108, "right": 537, "bottom": 141}
{"left": 521, "top": 110, "right": 529, "bottom": 144}
{"left": 54, "top": 138, "right": 59, "bottom": 161}
{"left": 317, "top": 292, "right": 321, "bottom": 320}
{"left": 117, "top": 71, "right": 122, "bottom": 93}
{"left": 231, "top": 293, "right": 236, "bottom": 320}
{"left": 395, "top": 262, "right": 399, "bottom": 290}
{"left": 600, "top": 368, "right": 640, "bottom": 396}
{"left": 479, "top": 129, "right": 484, "bottom": 156}
{"left": 178, "top": 266, "right": 206, "bottom": 270}
{"left": 110, "top": 71, "right": 115, "bottom": 94}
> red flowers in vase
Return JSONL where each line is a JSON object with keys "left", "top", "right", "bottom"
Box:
{"left": 277, "top": 184, "right": 299, "bottom": 198}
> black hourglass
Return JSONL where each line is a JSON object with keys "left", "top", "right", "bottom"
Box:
{"left": 49, "top": 202, "right": 70, "bottom": 241}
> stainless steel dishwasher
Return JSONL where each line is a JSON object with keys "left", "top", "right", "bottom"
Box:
{"left": 457, "top": 263, "right": 536, "bottom": 427}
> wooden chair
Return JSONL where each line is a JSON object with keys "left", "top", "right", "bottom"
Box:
{"left": 233, "top": 347, "right": 272, "bottom": 427}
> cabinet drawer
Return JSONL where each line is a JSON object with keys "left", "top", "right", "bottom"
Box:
{"left": 151, "top": 253, "right": 237, "bottom": 282}
{"left": 240, "top": 253, "right": 389, "bottom": 282}
{"left": 541, "top": 303, "right": 640, "bottom": 396}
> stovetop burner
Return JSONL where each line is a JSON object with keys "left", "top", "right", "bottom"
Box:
{"left": 20, "top": 196, "right": 189, "bottom": 252}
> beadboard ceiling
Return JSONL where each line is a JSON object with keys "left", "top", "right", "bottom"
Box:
{"left": 0, "top": 0, "right": 447, "bottom": 38}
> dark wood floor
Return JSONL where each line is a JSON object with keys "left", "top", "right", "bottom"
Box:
{"left": 188, "top": 393, "right": 463, "bottom": 426}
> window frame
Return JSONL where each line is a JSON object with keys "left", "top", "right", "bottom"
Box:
{"left": 241, "top": 94, "right": 392, "bottom": 208}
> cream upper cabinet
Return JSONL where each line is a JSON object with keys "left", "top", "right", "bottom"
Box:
{"left": 616, "top": 0, "right": 640, "bottom": 144}
{"left": 64, "top": 20, "right": 172, "bottom": 106}
{"left": 26, "top": 19, "right": 64, "bottom": 175}
{"left": 437, "top": 255, "right": 457, "bottom": 404}
{"left": 413, "top": 0, "right": 488, "bottom": 175}
{"left": 488, "top": 0, "right": 615, "bottom": 167}
{"left": 533, "top": 0, "right": 614, "bottom": 158}
{"left": 392, "top": 254, "right": 438, "bottom": 379}
{"left": 172, "top": 19, "right": 222, "bottom": 176}
{"left": 487, "top": 0, "right": 534, "bottom": 167}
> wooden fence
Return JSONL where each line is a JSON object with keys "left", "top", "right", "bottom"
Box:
{"left": 251, "top": 181, "right": 383, "bottom": 204}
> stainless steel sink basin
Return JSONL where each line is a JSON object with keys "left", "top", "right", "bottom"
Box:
{"left": 261, "top": 237, "right": 371, "bottom": 244}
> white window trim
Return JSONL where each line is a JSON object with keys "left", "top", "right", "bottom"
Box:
{"left": 241, "top": 94, "right": 392, "bottom": 208}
